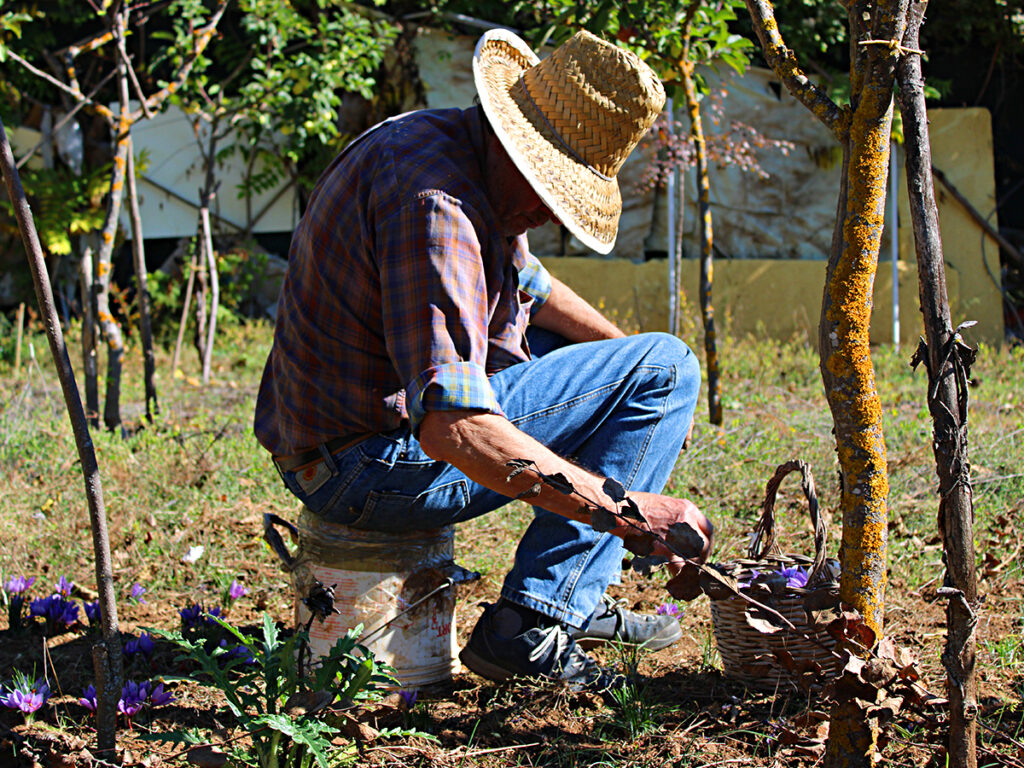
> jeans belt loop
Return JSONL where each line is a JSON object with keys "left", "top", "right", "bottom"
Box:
{"left": 318, "top": 442, "right": 340, "bottom": 477}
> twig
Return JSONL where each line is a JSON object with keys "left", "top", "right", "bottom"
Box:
{"left": 932, "top": 165, "right": 1024, "bottom": 269}
{"left": 859, "top": 39, "right": 925, "bottom": 56}
{"left": 973, "top": 472, "right": 1024, "bottom": 485}
{"left": 4, "top": 49, "right": 116, "bottom": 125}
{"left": 15, "top": 71, "right": 117, "bottom": 169}
{"left": 463, "top": 742, "right": 542, "bottom": 757}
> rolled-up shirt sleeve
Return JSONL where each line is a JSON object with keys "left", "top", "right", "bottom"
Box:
{"left": 513, "top": 238, "right": 552, "bottom": 314}
{"left": 376, "top": 192, "right": 505, "bottom": 432}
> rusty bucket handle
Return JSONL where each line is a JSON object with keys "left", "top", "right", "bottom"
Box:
{"left": 746, "top": 460, "right": 829, "bottom": 585}
{"left": 263, "top": 513, "right": 299, "bottom": 571}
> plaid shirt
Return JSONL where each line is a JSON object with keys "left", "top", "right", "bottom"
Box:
{"left": 254, "top": 107, "right": 552, "bottom": 456}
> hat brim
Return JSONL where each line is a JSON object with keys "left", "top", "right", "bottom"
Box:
{"left": 473, "top": 29, "right": 620, "bottom": 255}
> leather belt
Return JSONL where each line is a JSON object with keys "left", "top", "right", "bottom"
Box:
{"left": 272, "top": 433, "right": 372, "bottom": 474}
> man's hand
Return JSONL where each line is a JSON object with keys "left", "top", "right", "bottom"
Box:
{"left": 617, "top": 492, "right": 712, "bottom": 573}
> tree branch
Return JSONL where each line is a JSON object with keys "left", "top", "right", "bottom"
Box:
{"left": 743, "top": 0, "right": 849, "bottom": 142}
{"left": 133, "top": 0, "right": 229, "bottom": 120}
{"left": 5, "top": 50, "right": 115, "bottom": 125}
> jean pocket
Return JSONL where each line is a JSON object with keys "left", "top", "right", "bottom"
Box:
{"left": 355, "top": 479, "right": 470, "bottom": 532}
{"left": 289, "top": 452, "right": 372, "bottom": 520}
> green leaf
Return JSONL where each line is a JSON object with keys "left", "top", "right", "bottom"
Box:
{"left": 249, "top": 713, "right": 336, "bottom": 768}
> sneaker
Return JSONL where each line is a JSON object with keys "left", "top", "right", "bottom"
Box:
{"left": 459, "top": 602, "right": 617, "bottom": 690}
{"left": 570, "top": 595, "right": 683, "bottom": 651}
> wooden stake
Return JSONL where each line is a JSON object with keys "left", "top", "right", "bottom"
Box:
{"left": 14, "top": 302, "right": 24, "bottom": 372}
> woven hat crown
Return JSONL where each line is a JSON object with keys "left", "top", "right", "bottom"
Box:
{"left": 520, "top": 31, "right": 666, "bottom": 179}
{"left": 474, "top": 29, "right": 666, "bottom": 254}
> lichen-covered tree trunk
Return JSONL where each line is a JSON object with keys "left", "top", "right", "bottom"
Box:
{"left": 897, "top": 4, "right": 979, "bottom": 765}
{"left": 681, "top": 60, "right": 723, "bottom": 426}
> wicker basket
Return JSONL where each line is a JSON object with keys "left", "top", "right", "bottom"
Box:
{"left": 707, "top": 460, "right": 842, "bottom": 691}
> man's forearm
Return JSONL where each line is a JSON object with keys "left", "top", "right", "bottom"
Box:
{"left": 419, "top": 410, "right": 615, "bottom": 524}
{"left": 532, "top": 276, "right": 625, "bottom": 342}
{"left": 419, "top": 409, "right": 713, "bottom": 563}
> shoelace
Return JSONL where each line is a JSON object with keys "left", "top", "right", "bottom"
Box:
{"left": 527, "top": 623, "right": 572, "bottom": 664}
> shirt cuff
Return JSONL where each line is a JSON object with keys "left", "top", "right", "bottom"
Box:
{"left": 406, "top": 361, "right": 505, "bottom": 432}
{"left": 519, "top": 255, "right": 552, "bottom": 313}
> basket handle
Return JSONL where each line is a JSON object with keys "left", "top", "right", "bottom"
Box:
{"left": 747, "top": 460, "right": 828, "bottom": 584}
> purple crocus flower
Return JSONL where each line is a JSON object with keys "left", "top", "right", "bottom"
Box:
{"left": 4, "top": 576, "right": 35, "bottom": 595}
{"left": 227, "top": 580, "right": 249, "bottom": 601}
{"left": 179, "top": 603, "right": 204, "bottom": 629}
{"left": 180, "top": 602, "right": 223, "bottom": 630}
{"left": 79, "top": 684, "right": 97, "bottom": 713}
{"left": 4, "top": 576, "right": 36, "bottom": 632}
{"left": 124, "top": 632, "right": 156, "bottom": 659}
{"left": 217, "top": 639, "right": 255, "bottom": 666}
{"left": 118, "top": 680, "right": 149, "bottom": 718}
{"left": 149, "top": 683, "right": 175, "bottom": 707}
{"left": 1, "top": 678, "right": 51, "bottom": 715}
{"left": 655, "top": 602, "right": 681, "bottom": 617}
{"left": 55, "top": 575, "right": 74, "bottom": 597}
{"left": 83, "top": 600, "right": 101, "bottom": 625}
{"left": 129, "top": 583, "right": 147, "bottom": 604}
{"left": 29, "top": 594, "right": 79, "bottom": 632}
{"left": 398, "top": 689, "right": 418, "bottom": 708}
{"left": 778, "top": 566, "right": 809, "bottom": 589}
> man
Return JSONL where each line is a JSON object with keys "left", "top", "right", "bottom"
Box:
{"left": 255, "top": 28, "right": 712, "bottom": 688}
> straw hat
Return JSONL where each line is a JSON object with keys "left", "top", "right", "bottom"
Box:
{"left": 473, "top": 29, "right": 665, "bottom": 254}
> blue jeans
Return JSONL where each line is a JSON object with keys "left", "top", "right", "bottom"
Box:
{"left": 279, "top": 330, "right": 700, "bottom": 629}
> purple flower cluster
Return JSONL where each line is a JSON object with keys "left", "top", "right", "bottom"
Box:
{"left": 655, "top": 602, "right": 681, "bottom": 617}
{"left": 4, "top": 576, "right": 35, "bottom": 595}
{"left": 124, "top": 632, "right": 156, "bottom": 659}
{"left": 83, "top": 600, "right": 101, "bottom": 626}
{"left": 129, "top": 583, "right": 147, "bottom": 604}
{"left": 3, "top": 575, "right": 37, "bottom": 631}
{"left": 741, "top": 566, "right": 810, "bottom": 589}
{"left": 179, "top": 603, "right": 224, "bottom": 630}
{"left": 29, "top": 594, "right": 79, "bottom": 629}
{"left": 80, "top": 680, "right": 175, "bottom": 718}
{"left": 0, "top": 677, "right": 50, "bottom": 716}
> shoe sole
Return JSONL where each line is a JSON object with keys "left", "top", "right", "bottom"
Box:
{"left": 459, "top": 646, "right": 614, "bottom": 691}
{"left": 573, "top": 620, "right": 684, "bottom": 652}
{"left": 459, "top": 645, "right": 517, "bottom": 682}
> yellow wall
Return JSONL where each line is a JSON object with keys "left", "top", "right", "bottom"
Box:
{"left": 544, "top": 108, "right": 1001, "bottom": 347}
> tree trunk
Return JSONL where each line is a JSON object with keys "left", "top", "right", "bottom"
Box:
{"left": 200, "top": 203, "right": 219, "bottom": 385}
{"left": 897, "top": 4, "right": 979, "bottom": 765}
{"left": 681, "top": 60, "right": 723, "bottom": 425}
{"left": 94, "top": 22, "right": 132, "bottom": 432}
{"left": 741, "top": 0, "right": 910, "bottom": 764}
{"left": 172, "top": 244, "right": 199, "bottom": 374}
{"left": 0, "top": 114, "right": 123, "bottom": 762}
{"left": 193, "top": 245, "right": 208, "bottom": 365}
{"left": 123, "top": 136, "right": 159, "bottom": 420}
{"left": 79, "top": 243, "right": 99, "bottom": 427}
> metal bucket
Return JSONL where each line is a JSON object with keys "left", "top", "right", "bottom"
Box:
{"left": 264, "top": 510, "right": 478, "bottom": 688}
